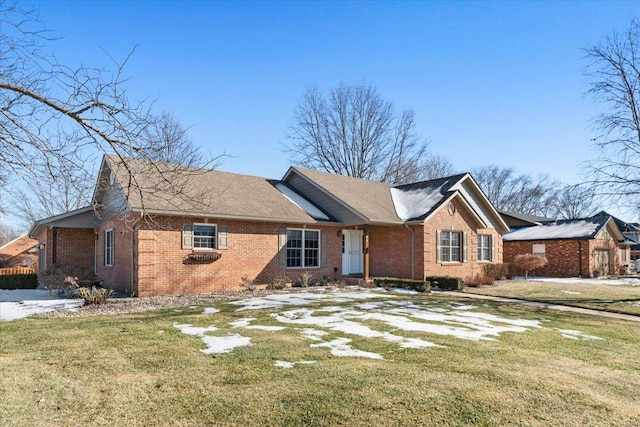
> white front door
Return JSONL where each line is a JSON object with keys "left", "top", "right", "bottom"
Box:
{"left": 342, "top": 230, "right": 363, "bottom": 275}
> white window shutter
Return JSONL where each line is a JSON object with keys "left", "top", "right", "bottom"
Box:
{"left": 463, "top": 232, "right": 468, "bottom": 262}
{"left": 182, "top": 224, "right": 193, "bottom": 249}
{"left": 278, "top": 229, "right": 288, "bottom": 267}
{"left": 491, "top": 235, "right": 496, "bottom": 262}
{"left": 218, "top": 225, "right": 228, "bottom": 249}
{"left": 436, "top": 230, "right": 442, "bottom": 263}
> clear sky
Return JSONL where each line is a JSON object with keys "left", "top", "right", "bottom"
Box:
{"left": 14, "top": 1, "right": 640, "bottom": 223}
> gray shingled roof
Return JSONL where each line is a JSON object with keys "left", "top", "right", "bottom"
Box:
{"left": 106, "top": 156, "right": 333, "bottom": 223}
{"left": 290, "top": 167, "right": 403, "bottom": 224}
{"left": 503, "top": 212, "right": 621, "bottom": 241}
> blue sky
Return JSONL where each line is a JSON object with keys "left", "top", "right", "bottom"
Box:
{"left": 15, "top": 1, "right": 640, "bottom": 221}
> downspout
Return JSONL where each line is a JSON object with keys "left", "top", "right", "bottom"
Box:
{"left": 405, "top": 224, "right": 415, "bottom": 280}
{"left": 130, "top": 212, "right": 144, "bottom": 297}
{"left": 578, "top": 241, "right": 583, "bottom": 278}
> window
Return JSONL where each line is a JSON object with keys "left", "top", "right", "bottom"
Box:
{"left": 532, "top": 244, "right": 545, "bottom": 256}
{"left": 477, "top": 234, "right": 492, "bottom": 262}
{"left": 440, "top": 231, "right": 462, "bottom": 263}
{"left": 193, "top": 224, "right": 217, "bottom": 249}
{"left": 286, "top": 229, "right": 319, "bottom": 268}
{"left": 621, "top": 248, "right": 627, "bottom": 263}
{"left": 104, "top": 229, "right": 114, "bottom": 267}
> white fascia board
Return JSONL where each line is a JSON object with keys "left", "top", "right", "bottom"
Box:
{"left": 453, "top": 174, "right": 510, "bottom": 232}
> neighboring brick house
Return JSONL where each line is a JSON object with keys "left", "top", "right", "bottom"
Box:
{"left": 29, "top": 155, "right": 509, "bottom": 296}
{"left": 503, "top": 212, "right": 629, "bottom": 278}
{"left": 0, "top": 234, "right": 39, "bottom": 269}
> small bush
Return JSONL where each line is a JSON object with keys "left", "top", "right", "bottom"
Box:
{"left": 426, "top": 276, "right": 463, "bottom": 291}
{"left": 77, "top": 286, "right": 113, "bottom": 305}
{"left": 43, "top": 265, "right": 98, "bottom": 297}
{"left": 374, "top": 277, "right": 430, "bottom": 292}
{"left": 464, "top": 274, "right": 492, "bottom": 288}
{"left": 0, "top": 274, "right": 38, "bottom": 289}
{"left": 513, "top": 254, "right": 548, "bottom": 279}
{"left": 482, "top": 263, "right": 514, "bottom": 282}
{"left": 239, "top": 275, "right": 256, "bottom": 292}
{"left": 266, "top": 275, "right": 289, "bottom": 290}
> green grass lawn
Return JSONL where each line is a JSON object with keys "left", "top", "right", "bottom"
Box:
{"left": 2, "top": 292, "right": 640, "bottom": 426}
{"left": 465, "top": 279, "right": 640, "bottom": 315}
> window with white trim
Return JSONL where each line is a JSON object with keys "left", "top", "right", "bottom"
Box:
{"left": 621, "top": 248, "right": 627, "bottom": 263}
{"left": 477, "top": 234, "right": 492, "bottom": 262}
{"left": 286, "top": 229, "right": 319, "bottom": 268}
{"left": 440, "top": 230, "right": 462, "bottom": 263}
{"left": 532, "top": 244, "right": 545, "bottom": 256}
{"left": 104, "top": 229, "right": 114, "bottom": 267}
{"left": 193, "top": 224, "right": 217, "bottom": 249}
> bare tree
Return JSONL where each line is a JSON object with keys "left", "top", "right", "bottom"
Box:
{"left": 585, "top": 19, "right": 640, "bottom": 211}
{"left": 0, "top": 222, "right": 20, "bottom": 247}
{"left": 286, "top": 83, "right": 428, "bottom": 184}
{"left": 139, "top": 112, "right": 217, "bottom": 168}
{"left": 0, "top": 2, "right": 219, "bottom": 218}
{"left": 419, "top": 154, "right": 456, "bottom": 181}
{"left": 551, "top": 184, "right": 597, "bottom": 219}
{"left": 472, "top": 166, "right": 558, "bottom": 216}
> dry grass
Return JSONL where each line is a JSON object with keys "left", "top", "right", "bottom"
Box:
{"left": 465, "top": 279, "right": 640, "bottom": 315}
{"left": 1, "top": 294, "right": 640, "bottom": 426}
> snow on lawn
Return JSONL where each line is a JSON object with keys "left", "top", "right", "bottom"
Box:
{"left": 173, "top": 291, "right": 585, "bottom": 361}
{"left": 0, "top": 289, "right": 84, "bottom": 321}
{"left": 529, "top": 277, "right": 640, "bottom": 286}
{"left": 558, "top": 329, "right": 603, "bottom": 341}
{"left": 173, "top": 322, "right": 252, "bottom": 354}
{"left": 274, "top": 360, "right": 317, "bottom": 369}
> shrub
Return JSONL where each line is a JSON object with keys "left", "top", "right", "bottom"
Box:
{"left": 266, "top": 275, "right": 289, "bottom": 290}
{"left": 464, "top": 274, "right": 492, "bottom": 288}
{"left": 77, "top": 286, "right": 113, "bottom": 304}
{"left": 239, "top": 275, "right": 256, "bottom": 292}
{"left": 482, "top": 263, "right": 514, "bottom": 282}
{"left": 373, "top": 277, "right": 430, "bottom": 292}
{"left": 0, "top": 274, "right": 38, "bottom": 290}
{"left": 426, "top": 276, "right": 463, "bottom": 291}
{"left": 299, "top": 272, "right": 313, "bottom": 287}
{"left": 43, "top": 265, "right": 98, "bottom": 297}
{"left": 513, "top": 254, "right": 548, "bottom": 279}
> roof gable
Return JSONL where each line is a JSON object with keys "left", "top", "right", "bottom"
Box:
{"left": 99, "top": 155, "right": 333, "bottom": 224}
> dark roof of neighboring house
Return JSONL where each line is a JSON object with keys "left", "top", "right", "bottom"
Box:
{"left": 499, "top": 210, "right": 556, "bottom": 225}
{"left": 503, "top": 211, "right": 624, "bottom": 242}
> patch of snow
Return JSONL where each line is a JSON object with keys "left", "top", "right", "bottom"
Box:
{"left": 558, "top": 329, "right": 603, "bottom": 341}
{"left": 230, "top": 291, "right": 389, "bottom": 311}
{"left": 311, "top": 337, "right": 383, "bottom": 359}
{"left": 203, "top": 307, "right": 220, "bottom": 314}
{"left": 200, "top": 334, "right": 252, "bottom": 354}
{"left": 0, "top": 289, "right": 84, "bottom": 321}
{"left": 173, "top": 322, "right": 218, "bottom": 336}
{"left": 530, "top": 277, "right": 640, "bottom": 286}
{"left": 389, "top": 288, "right": 420, "bottom": 295}
{"left": 299, "top": 328, "right": 329, "bottom": 341}
{"left": 275, "top": 183, "right": 330, "bottom": 220}
{"left": 274, "top": 360, "right": 317, "bottom": 368}
{"left": 230, "top": 317, "right": 286, "bottom": 331}
{"left": 562, "top": 291, "right": 581, "bottom": 295}
{"left": 390, "top": 184, "right": 446, "bottom": 221}
{"left": 503, "top": 220, "right": 600, "bottom": 241}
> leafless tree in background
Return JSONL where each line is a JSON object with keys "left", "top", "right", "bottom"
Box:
{"left": 286, "top": 83, "right": 428, "bottom": 184}
{"left": 419, "top": 154, "right": 456, "bottom": 181}
{"left": 551, "top": 184, "right": 597, "bottom": 219}
{"left": 585, "top": 19, "right": 640, "bottom": 212}
{"left": 472, "top": 165, "right": 558, "bottom": 216}
{"left": 0, "top": 2, "right": 219, "bottom": 219}
{"left": 0, "top": 223, "right": 20, "bottom": 247}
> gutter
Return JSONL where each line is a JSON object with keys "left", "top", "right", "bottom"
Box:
{"left": 405, "top": 224, "right": 415, "bottom": 280}
{"left": 130, "top": 212, "right": 144, "bottom": 297}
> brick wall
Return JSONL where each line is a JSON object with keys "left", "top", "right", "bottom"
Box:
{"left": 423, "top": 198, "right": 503, "bottom": 281}
{"left": 368, "top": 225, "right": 422, "bottom": 279}
{"left": 96, "top": 216, "right": 135, "bottom": 295}
{"left": 35, "top": 227, "right": 95, "bottom": 274}
{"left": 131, "top": 216, "right": 344, "bottom": 297}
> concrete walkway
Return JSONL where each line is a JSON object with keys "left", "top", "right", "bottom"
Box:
{"left": 435, "top": 291, "right": 640, "bottom": 323}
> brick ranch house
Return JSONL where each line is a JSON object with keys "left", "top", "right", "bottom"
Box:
{"left": 29, "top": 155, "right": 509, "bottom": 297}
{"left": 503, "top": 211, "right": 630, "bottom": 278}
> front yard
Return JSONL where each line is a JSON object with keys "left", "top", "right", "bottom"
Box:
{"left": 465, "top": 278, "right": 640, "bottom": 315}
{"left": 1, "top": 289, "right": 639, "bottom": 426}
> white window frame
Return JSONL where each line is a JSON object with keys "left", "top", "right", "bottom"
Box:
{"left": 621, "top": 248, "right": 627, "bottom": 263}
{"left": 532, "top": 244, "right": 545, "bottom": 256}
{"left": 286, "top": 228, "right": 320, "bottom": 269}
{"left": 193, "top": 223, "right": 217, "bottom": 250}
{"left": 440, "top": 230, "right": 462, "bottom": 263}
{"left": 477, "top": 234, "right": 492, "bottom": 262}
{"left": 104, "top": 228, "right": 114, "bottom": 267}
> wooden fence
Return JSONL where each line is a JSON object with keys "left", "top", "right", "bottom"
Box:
{"left": 0, "top": 267, "right": 37, "bottom": 276}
